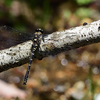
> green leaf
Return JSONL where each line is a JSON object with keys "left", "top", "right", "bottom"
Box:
{"left": 76, "top": 0, "right": 93, "bottom": 5}
{"left": 4, "top": 0, "right": 13, "bottom": 6}
{"left": 75, "top": 8, "right": 92, "bottom": 18}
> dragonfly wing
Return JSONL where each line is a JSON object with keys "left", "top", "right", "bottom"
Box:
{"left": 0, "top": 25, "right": 33, "bottom": 50}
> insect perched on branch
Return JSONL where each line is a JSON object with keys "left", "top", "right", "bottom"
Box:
{"left": 0, "top": 25, "right": 77, "bottom": 85}
{"left": 0, "top": 26, "right": 43, "bottom": 85}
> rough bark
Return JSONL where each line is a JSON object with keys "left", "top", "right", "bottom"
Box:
{"left": 0, "top": 20, "right": 100, "bottom": 72}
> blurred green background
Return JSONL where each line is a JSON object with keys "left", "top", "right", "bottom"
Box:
{"left": 0, "top": 0, "right": 100, "bottom": 100}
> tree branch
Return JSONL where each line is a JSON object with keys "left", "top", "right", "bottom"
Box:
{"left": 0, "top": 20, "right": 100, "bottom": 72}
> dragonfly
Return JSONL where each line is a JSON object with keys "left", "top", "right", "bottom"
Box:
{"left": 0, "top": 26, "right": 76, "bottom": 85}
{"left": 0, "top": 25, "right": 44, "bottom": 85}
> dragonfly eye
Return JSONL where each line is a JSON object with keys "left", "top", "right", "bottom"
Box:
{"left": 35, "top": 28, "right": 43, "bottom": 34}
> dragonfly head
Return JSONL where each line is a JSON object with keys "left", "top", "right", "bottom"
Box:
{"left": 35, "top": 28, "right": 43, "bottom": 34}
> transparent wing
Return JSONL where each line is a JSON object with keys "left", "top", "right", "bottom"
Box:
{"left": 0, "top": 25, "right": 33, "bottom": 50}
